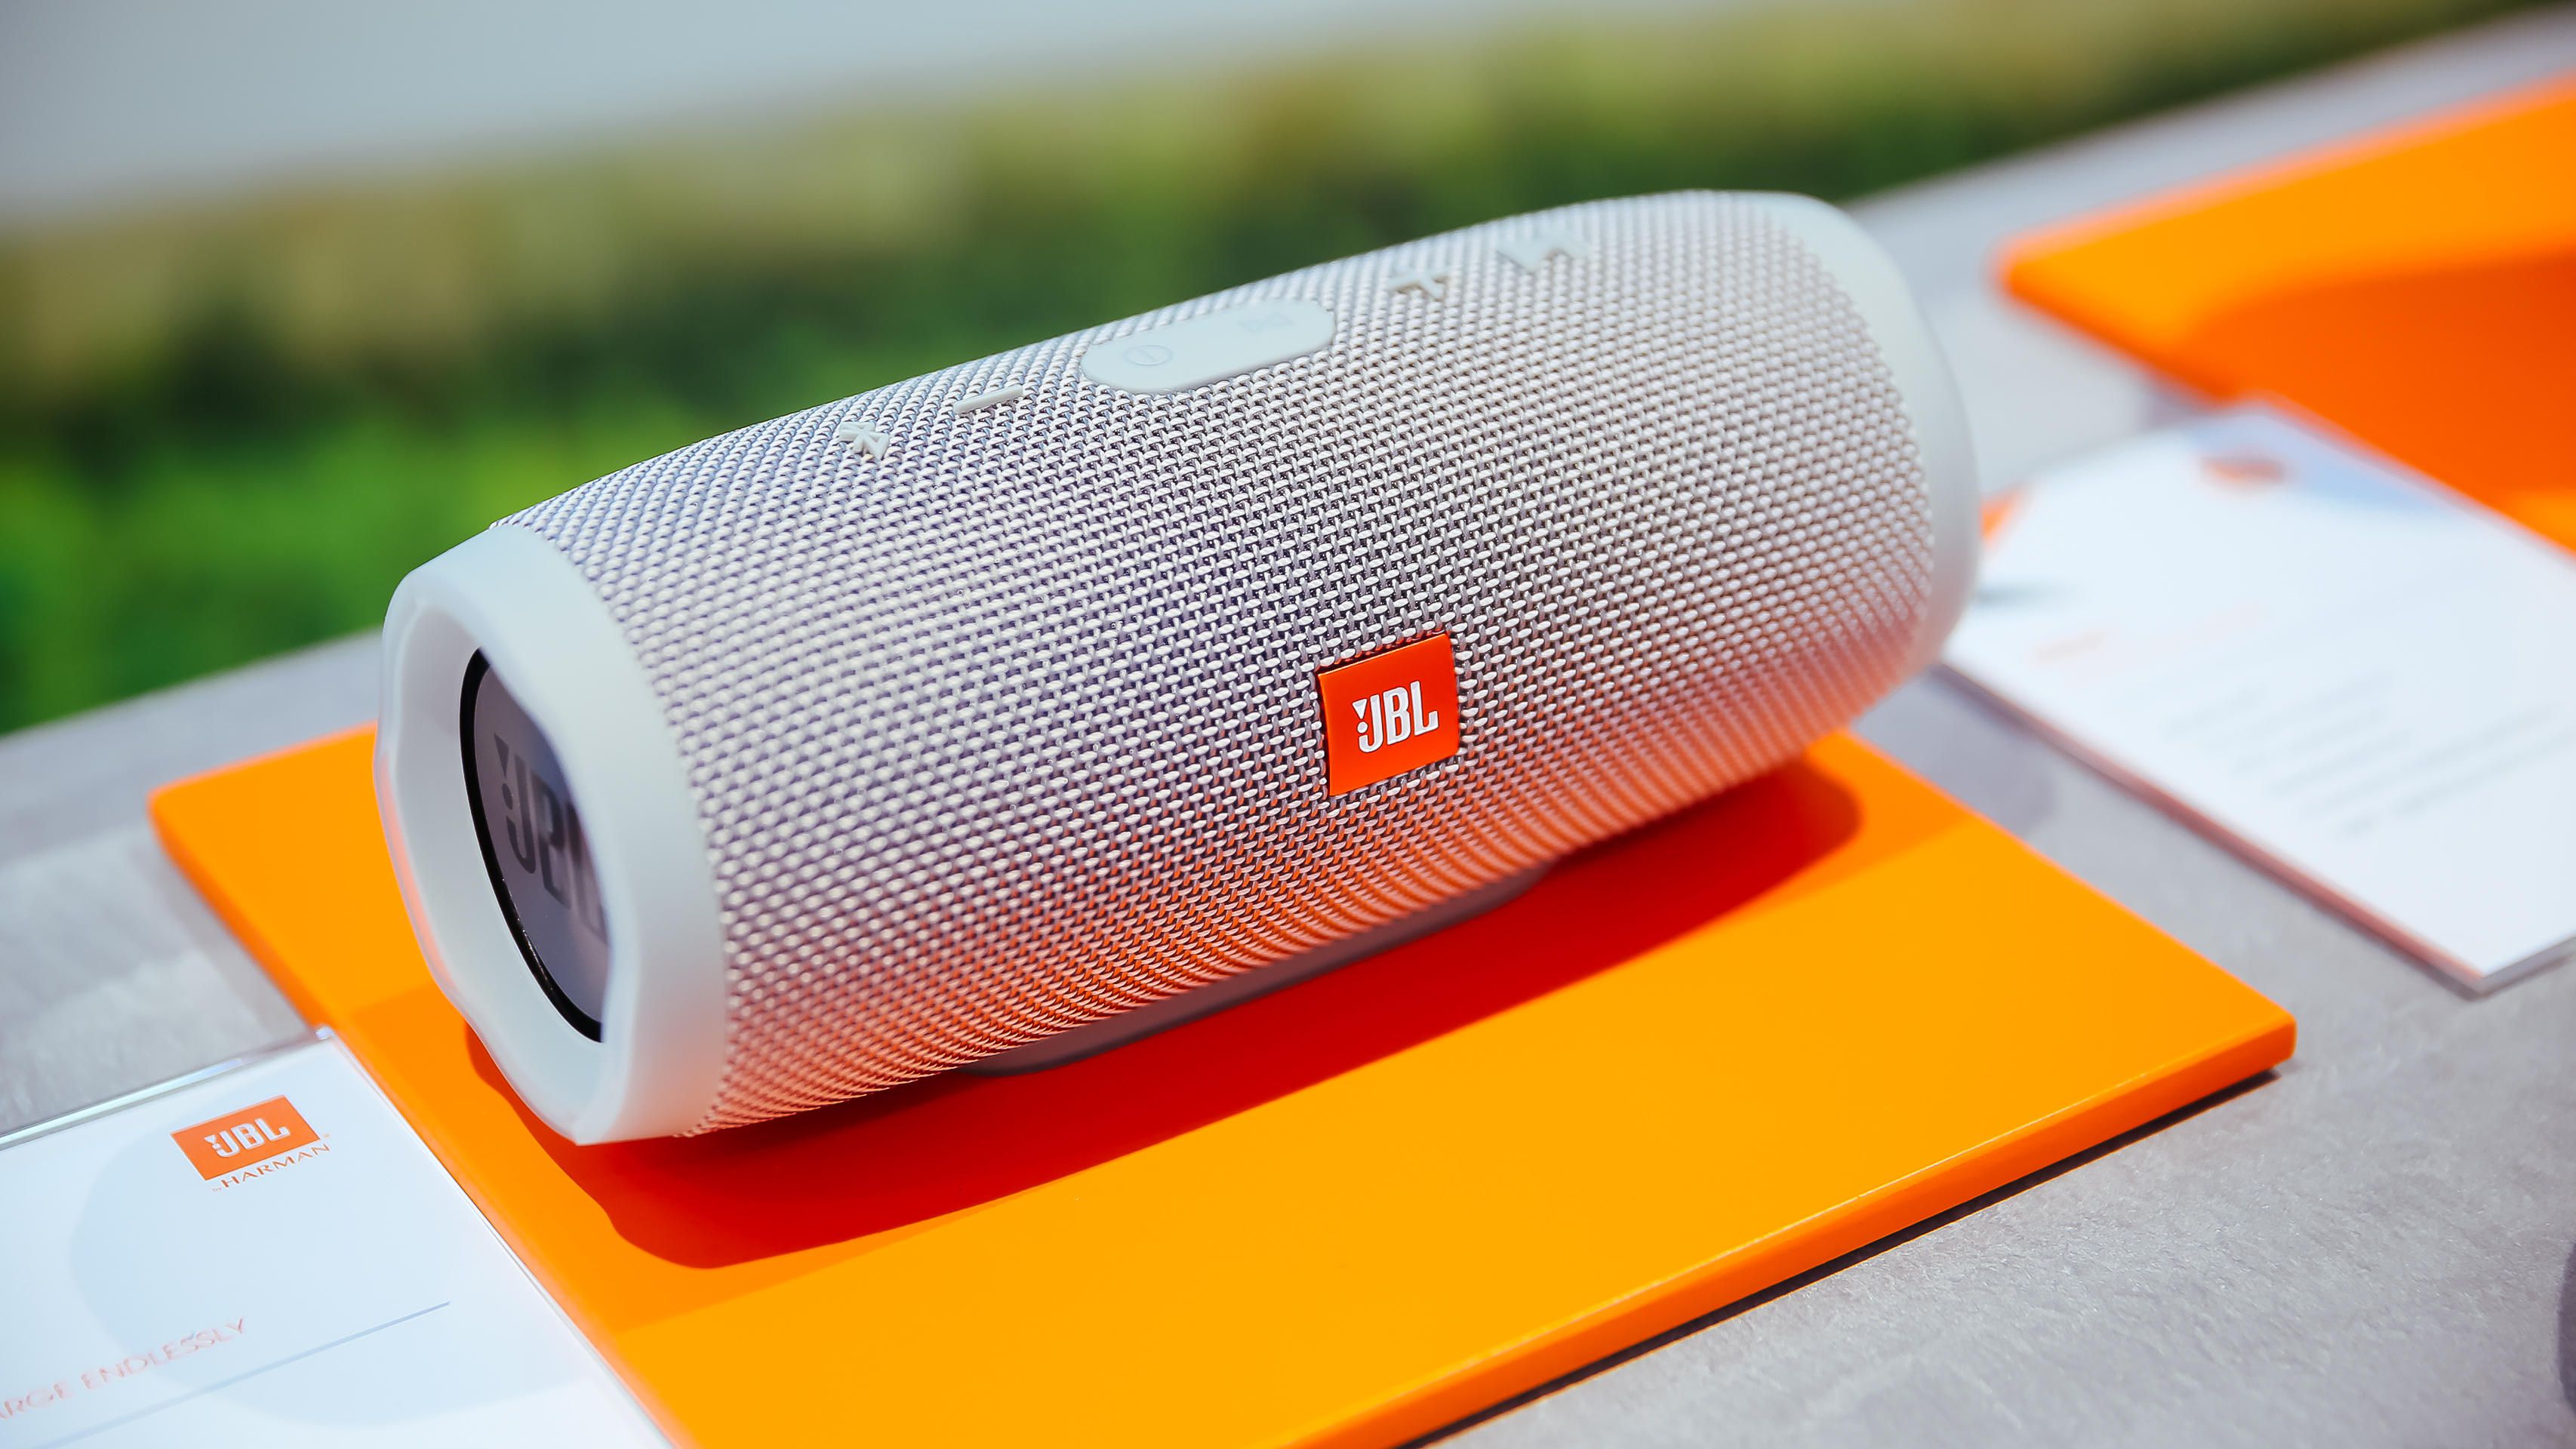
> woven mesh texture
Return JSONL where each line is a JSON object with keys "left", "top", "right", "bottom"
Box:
{"left": 506, "top": 192, "right": 1934, "bottom": 1130}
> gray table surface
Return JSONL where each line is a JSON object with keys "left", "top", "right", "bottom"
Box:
{"left": 7, "top": 12, "right": 2575, "bottom": 1442}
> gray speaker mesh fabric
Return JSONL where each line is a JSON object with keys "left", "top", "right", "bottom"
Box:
{"left": 506, "top": 192, "right": 1932, "bottom": 1131}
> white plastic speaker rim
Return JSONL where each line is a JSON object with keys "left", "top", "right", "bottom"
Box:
{"left": 1740, "top": 192, "right": 1978, "bottom": 673}
{"left": 376, "top": 526, "right": 728, "bottom": 1142}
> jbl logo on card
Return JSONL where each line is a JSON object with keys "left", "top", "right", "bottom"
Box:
{"left": 1316, "top": 632, "right": 1462, "bottom": 795}
{"left": 173, "top": 1097, "right": 317, "bottom": 1180}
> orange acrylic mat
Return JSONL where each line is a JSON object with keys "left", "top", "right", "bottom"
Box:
{"left": 2003, "top": 75, "right": 2576, "bottom": 547}
{"left": 152, "top": 729, "right": 2292, "bottom": 1447}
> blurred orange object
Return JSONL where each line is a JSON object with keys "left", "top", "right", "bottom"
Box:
{"left": 2004, "top": 77, "right": 2576, "bottom": 546}
{"left": 154, "top": 729, "right": 2290, "bottom": 1447}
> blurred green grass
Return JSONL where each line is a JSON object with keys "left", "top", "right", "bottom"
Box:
{"left": 0, "top": 0, "right": 2539, "bottom": 731}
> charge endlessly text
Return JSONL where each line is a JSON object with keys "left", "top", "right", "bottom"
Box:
{"left": 1, "top": 1319, "right": 251, "bottom": 1423}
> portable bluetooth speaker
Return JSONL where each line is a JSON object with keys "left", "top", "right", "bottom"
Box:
{"left": 377, "top": 191, "right": 1976, "bottom": 1143}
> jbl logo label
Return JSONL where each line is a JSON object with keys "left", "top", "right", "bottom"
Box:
{"left": 1316, "top": 632, "right": 1461, "bottom": 795}
{"left": 172, "top": 1096, "right": 317, "bottom": 1180}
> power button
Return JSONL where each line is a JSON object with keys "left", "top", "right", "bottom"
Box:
{"left": 1080, "top": 300, "right": 1335, "bottom": 394}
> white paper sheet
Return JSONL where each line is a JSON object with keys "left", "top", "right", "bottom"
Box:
{"left": 0, "top": 1035, "right": 661, "bottom": 1447}
{"left": 1945, "top": 406, "right": 2576, "bottom": 989}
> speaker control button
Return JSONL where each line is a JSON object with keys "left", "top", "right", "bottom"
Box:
{"left": 1386, "top": 266, "right": 1451, "bottom": 300}
{"left": 1497, "top": 228, "right": 1589, "bottom": 272}
{"left": 953, "top": 384, "right": 1026, "bottom": 415}
{"left": 832, "top": 420, "right": 891, "bottom": 459}
{"left": 1080, "top": 300, "right": 1334, "bottom": 394}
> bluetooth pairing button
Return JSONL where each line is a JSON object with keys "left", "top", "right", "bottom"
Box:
{"left": 1079, "top": 299, "right": 1335, "bottom": 394}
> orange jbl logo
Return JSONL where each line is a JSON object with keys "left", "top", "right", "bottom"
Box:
{"left": 1316, "top": 632, "right": 1461, "bottom": 795}
{"left": 173, "top": 1097, "right": 317, "bottom": 1180}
